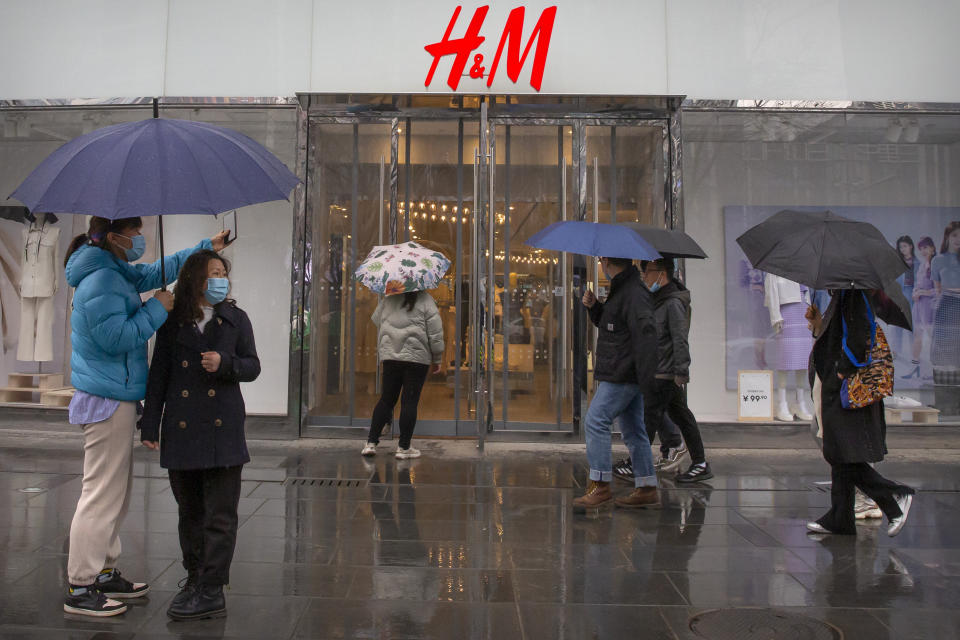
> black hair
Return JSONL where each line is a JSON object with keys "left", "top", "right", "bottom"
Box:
{"left": 647, "top": 257, "right": 675, "bottom": 280}
{"left": 172, "top": 250, "right": 231, "bottom": 324}
{"left": 896, "top": 235, "right": 915, "bottom": 259}
{"left": 401, "top": 291, "right": 419, "bottom": 312}
{"left": 603, "top": 257, "right": 633, "bottom": 269}
{"left": 64, "top": 216, "right": 143, "bottom": 266}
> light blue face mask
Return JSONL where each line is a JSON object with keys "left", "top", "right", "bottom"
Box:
{"left": 204, "top": 278, "right": 230, "bottom": 305}
{"left": 648, "top": 280, "right": 662, "bottom": 294}
{"left": 124, "top": 235, "right": 146, "bottom": 262}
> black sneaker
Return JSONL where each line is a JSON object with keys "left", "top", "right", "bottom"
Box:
{"left": 168, "top": 575, "right": 198, "bottom": 612}
{"left": 676, "top": 462, "right": 713, "bottom": 483}
{"left": 167, "top": 584, "right": 226, "bottom": 620}
{"left": 95, "top": 568, "right": 150, "bottom": 599}
{"left": 612, "top": 457, "right": 634, "bottom": 482}
{"left": 64, "top": 584, "right": 128, "bottom": 617}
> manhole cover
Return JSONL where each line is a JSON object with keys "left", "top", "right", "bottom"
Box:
{"left": 690, "top": 608, "right": 843, "bottom": 640}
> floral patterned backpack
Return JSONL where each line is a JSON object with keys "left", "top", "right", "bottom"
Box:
{"left": 839, "top": 291, "right": 894, "bottom": 409}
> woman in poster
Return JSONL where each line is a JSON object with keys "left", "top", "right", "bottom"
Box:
{"left": 931, "top": 222, "right": 960, "bottom": 409}
{"left": 904, "top": 237, "right": 937, "bottom": 379}
{"left": 893, "top": 236, "right": 916, "bottom": 357}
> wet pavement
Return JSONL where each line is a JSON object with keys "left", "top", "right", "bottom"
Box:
{"left": 2, "top": 430, "right": 960, "bottom": 639}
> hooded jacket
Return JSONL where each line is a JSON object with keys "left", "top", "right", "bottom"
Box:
{"left": 373, "top": 291, "right": 445, "bottom": 365}
{"left": 652, "top": 280, "right": 692, "bottom": 380}
{"left": 587, "top": 264, "right": 658, "bottom": 391}
{"left": 65, "top": 239, "right": 211, "bottom": 401}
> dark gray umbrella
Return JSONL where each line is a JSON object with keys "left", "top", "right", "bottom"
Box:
{"left": 618, "top": 222, "right": 707, "bottom": 259}
{"left": 873, "top": 280, "right": 913, "bottom": 331}
{"left": 736, "top": 210, "right": 908, "bottom": 290}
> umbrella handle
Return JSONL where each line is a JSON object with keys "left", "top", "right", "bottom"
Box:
{"left": 159, "top": 215, "right": 166, "bottom": 291}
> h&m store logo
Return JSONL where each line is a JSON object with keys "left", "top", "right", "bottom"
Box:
{"left": 424, "top": 5, "right": 558, "bottom": 92}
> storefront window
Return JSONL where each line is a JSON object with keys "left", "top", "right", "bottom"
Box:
{"left": 0, "top": 106, "right": 296, "bottom": 415}
{"left": 684, "top": 110, "right": 960, "bottom": 422}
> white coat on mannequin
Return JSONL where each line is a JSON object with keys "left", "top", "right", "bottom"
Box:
{"left": 18, "top": 213, "right": 59, "bottom": 362}
{"left": 763, "top": 274, "right": 814, "bottom": 422}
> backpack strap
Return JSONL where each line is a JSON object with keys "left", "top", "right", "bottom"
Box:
{"left": 841, "top": 290, "right": 875, "bottom": 368}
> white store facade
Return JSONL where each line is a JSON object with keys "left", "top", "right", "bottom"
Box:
{"left": 1, "top": 0, "right": 959, "bottom": 440}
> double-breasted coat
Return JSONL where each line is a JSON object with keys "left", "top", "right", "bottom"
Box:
{"left": 809, "top": 291, "right": 887, "bottom": 465}
{"left": 140, "top": 301, "right": 261, "bottom": 470}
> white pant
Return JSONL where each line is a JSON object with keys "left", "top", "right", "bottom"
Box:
{"left": 18, "top": 296, "right": 54, "bottom": 362}
{"left": 67, "top": 402, "right": 136, "bottom": 585}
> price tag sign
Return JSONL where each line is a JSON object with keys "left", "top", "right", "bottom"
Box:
{"left": 738, "top": 370, "right": 773, "bottom": 421}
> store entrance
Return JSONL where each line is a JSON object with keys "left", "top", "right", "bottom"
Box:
{"left": 299, "top": 97, "right": 673, "bottom": 440}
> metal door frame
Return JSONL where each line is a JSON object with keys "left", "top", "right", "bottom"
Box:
{"left": 481, "top": 116, "right": 673, "bottom": 441}
{"left": 293, "top": 95, "right": 684, "bottom": 442}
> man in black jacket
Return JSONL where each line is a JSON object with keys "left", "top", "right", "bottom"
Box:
{"left": 576, "top": 257, "right": 660, "bottom": 510}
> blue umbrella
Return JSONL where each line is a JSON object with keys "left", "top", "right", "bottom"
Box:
{"left": 525, "top": 220, "right": 662, "bottom": 261}
{"left": 10, "top": 118, "right": 298, "bottom": 218}
{"left": 10, "top": 110, "right": 299, "bottom": 287}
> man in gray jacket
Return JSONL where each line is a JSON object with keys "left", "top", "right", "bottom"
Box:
{"left": 640, "top": 258, "right": 712, "bottom": 482}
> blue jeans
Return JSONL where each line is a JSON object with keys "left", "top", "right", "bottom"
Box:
{"left": 585, "top": 382, "right": 657, "bottom": 487}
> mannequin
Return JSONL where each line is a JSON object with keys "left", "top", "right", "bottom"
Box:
{"left": 764, "top": 273, "right": 814, "bottom": 421}
{"left": 18, "top": 212, "right": 60, "bottom": 362}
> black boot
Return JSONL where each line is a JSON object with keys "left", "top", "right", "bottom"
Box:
{"left": 167, "top": 583, "right": 226, "bottom": 620}
{"left": 167, "top": 573, "right": 199, "bottom": 614}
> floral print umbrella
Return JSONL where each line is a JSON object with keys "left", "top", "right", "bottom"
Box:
{"left": 355, "top": 242, "right": 451, "bottom": 295}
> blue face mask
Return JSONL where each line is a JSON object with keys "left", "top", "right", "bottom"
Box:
{"left": 204, "top": 278, "right": 230, "bottom": 305}
{"left": 123, "top": 235, "right": 146, "bottom": 262}
{"left": 648, "top": 280, "right": 662, "bottom": 294}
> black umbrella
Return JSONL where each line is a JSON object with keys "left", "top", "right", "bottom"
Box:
{"left": 873, "top": 280, "right": 913, "bottom": 331}
{"left": 736, "top": 210, "right": 908, "bottom": 290}
{"left": 618, "top": 222, "right": 708, "bottom": 259}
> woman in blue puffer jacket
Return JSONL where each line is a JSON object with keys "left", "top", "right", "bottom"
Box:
{"left": 62, "top": 215, "right": 228, "bottom": 618}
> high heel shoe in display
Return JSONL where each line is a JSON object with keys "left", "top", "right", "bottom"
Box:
{"left": 900, "top": 365, "right": 920, "bottom": 380}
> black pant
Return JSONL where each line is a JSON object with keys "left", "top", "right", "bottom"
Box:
{"left": 644, "top": 378, "right": 707, "bottom": 464}
{"left": 168, "top": 465, "right": 243, "bottom": 586}
{"left": 368, "top": 360, "right": 430, "bottom": 449}
{"left": 817, "top": 463, "right": 912, "bottom": 534}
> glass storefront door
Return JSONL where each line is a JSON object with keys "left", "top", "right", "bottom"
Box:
{"left": 300, "top": 106, "right": 673, "bottom": 440}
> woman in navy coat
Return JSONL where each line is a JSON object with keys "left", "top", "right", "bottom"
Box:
{"left": 140, "top": 249, "right": 260, "bottom": 620}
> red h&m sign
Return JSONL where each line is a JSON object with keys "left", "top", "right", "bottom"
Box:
{"left": 424, "top": 5, "right": 558, "bottom": 92}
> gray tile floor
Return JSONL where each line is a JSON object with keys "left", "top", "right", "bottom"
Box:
{"left": 2, "top": 431, "right": 960, "bottom": 639}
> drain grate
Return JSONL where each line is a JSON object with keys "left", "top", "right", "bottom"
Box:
{"left": 689, "top": 608, "right": 842, "bottom": 640}
{"left": 282, "top": 477, "right": 366, "bottom": 488}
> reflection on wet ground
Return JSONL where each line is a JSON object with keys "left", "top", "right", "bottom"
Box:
{"left": 1, "top": 433, "right": 960, "bottom": 639}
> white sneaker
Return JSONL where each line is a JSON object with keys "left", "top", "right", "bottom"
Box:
{"left": 806, "top": 521, "right": 831, "bottom": 534}
{"left": 887, "top": 493, "right": 914, "bottom": 537}
{"left": 395, "top": 446, "right": 421, "bottom": 459}
{"left": 855, "top": 495, "right": 883, "bottom": 520}
{"left": 660, "top": 445, "right": 688, "bottom": 473}
{"left": 361, "top": 442, "right": 377, "bottom": 457}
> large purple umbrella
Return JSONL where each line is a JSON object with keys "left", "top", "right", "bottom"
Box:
{"left": 10, "top": 110, "right": 299, "bottom": 286}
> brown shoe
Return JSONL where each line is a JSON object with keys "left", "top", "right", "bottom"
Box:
{"left": 615, "top": 486, "right": 660, "bottom": 509}
{"left": 573, "top": 480, "right": 613, "bottom": 510}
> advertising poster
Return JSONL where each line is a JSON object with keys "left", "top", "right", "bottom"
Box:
{"left": 723, "top": 206, "right": 960, "bottom": 414}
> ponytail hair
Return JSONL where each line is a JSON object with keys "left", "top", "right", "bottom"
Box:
{"left": 401, "top": 290, "right": 419, "bottom": 312}
{"left": 64, "top": 216, "right": 143, "bottom": 267}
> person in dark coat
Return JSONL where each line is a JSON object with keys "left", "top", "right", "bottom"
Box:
{"left": 140, "top": 250, "right": 261, "bottom": 620}
{"left": 806, "top": 289, "right": 914, "bottom": 537}
{"left": 576, "top": 258, "right": 659, "bottom": 511}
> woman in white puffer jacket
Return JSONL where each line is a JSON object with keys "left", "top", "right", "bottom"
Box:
{"left": 362, "top": 290, "right": 444, "bottom": 458}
